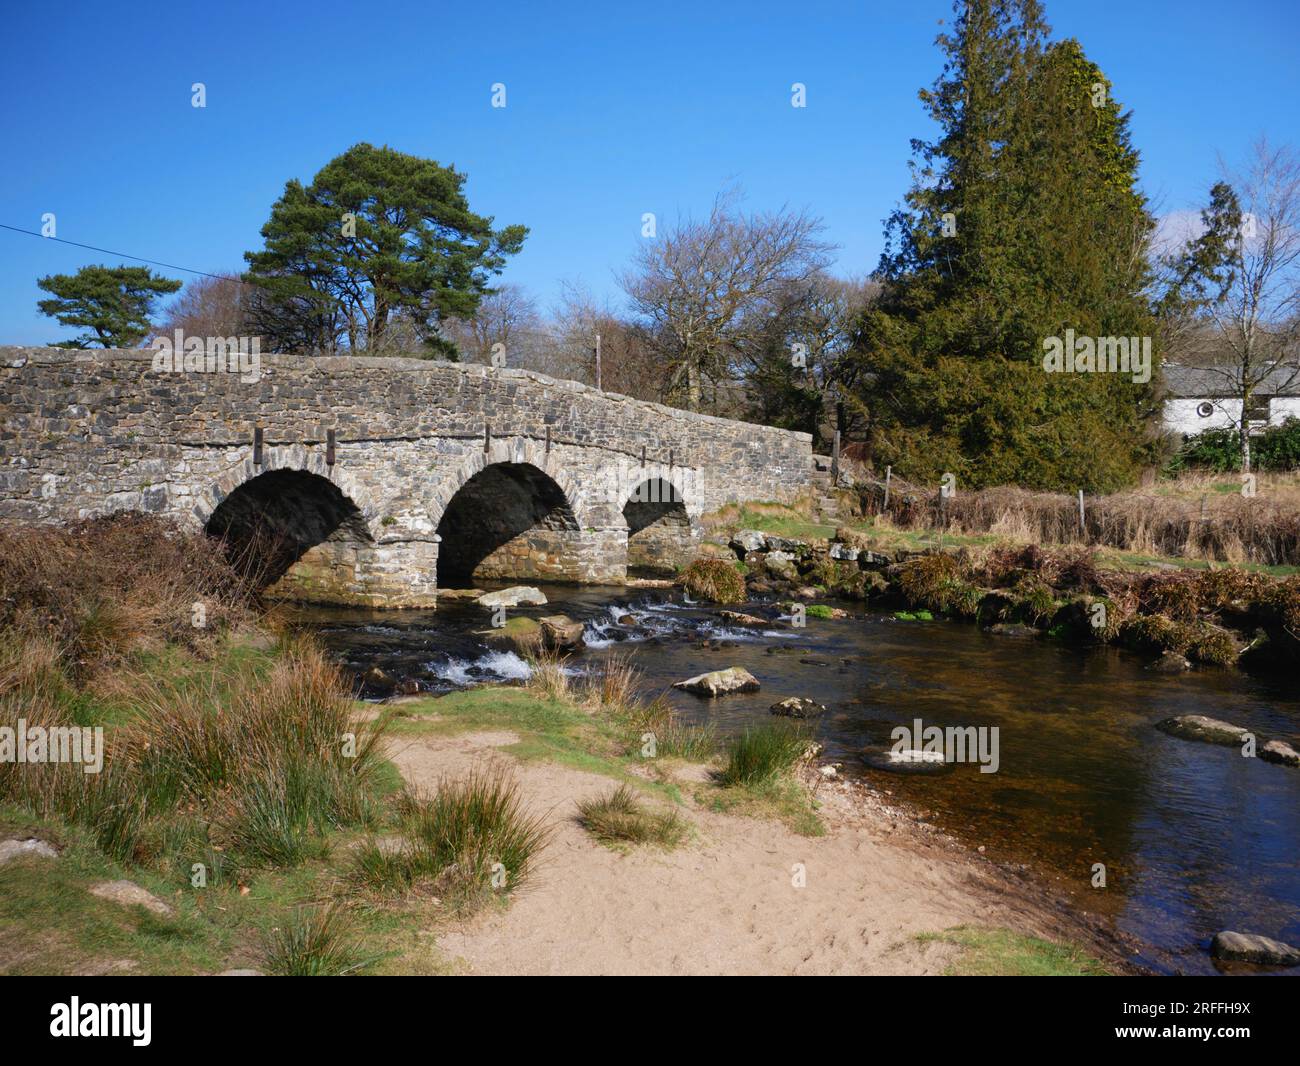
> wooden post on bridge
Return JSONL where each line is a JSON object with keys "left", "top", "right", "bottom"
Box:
{"left": 484, "top": 424, "right": 491, "bottom": 453}
{"left": 253, "top": 427, "right": 263, "bottom": 466}
{"left": 326, "top": 429, "right": 336, "bottom": 466}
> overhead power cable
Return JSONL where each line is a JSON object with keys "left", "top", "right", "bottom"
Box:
{"left": 0, "top": 222, "right": 240, "bottom": 281}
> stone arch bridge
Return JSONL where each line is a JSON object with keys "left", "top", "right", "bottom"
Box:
{"left": 0, "top": 347, "right": 814, "bottom": 607}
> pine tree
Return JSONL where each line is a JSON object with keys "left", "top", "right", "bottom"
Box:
{"left": 853, "top": 0, "right": 1158, "bottom": 492}
{"left": 243, "top": 143, "right": 527, "bottom": 357}
{"left": 36, "top": 265, "right": 181, "bottom": 348}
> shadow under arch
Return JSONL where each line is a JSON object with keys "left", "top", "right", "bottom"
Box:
{"left": 434, "top": 461, "right": 581, "bottom": 587}
{"left": 622, "top": 476, "right": 693, "bottom": 576}
{"left": 204, "top": 467, "right": 373, "bottom": 595}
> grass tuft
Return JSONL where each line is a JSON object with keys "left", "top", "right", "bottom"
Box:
{"left": 260, "top": 904, "right": 374, "bottom": 976}
{"left": 577, "top": 784, "right": 687, "bottom": 848}
{"left": 719, "top": 721, "right": 811, "bottom": 787}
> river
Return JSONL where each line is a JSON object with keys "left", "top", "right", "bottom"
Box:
{"left": 287, "top": 583, "right": 1300, "bottom": 976}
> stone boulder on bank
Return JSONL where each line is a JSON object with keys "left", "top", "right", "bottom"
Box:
{"left": 730, "top": 529, "right": 768, "bottom": 554}
{"left": 672, "top": 667, "right": 760, "bottom": 697}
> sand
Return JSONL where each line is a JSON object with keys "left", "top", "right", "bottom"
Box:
{"left": 388, "top": 729, "right": 1125, "bottom": 976}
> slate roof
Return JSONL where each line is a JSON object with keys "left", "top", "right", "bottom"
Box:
{"left": 1164, "top": 363, "right": 1300, "bottom": 398}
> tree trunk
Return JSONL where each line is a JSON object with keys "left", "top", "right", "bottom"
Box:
{"left": 1240, "top": 385, "right": 1253, "bottom": 473}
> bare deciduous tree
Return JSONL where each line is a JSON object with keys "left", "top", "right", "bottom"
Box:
{"left": 441, "top": 283, "right": 544, "bottom": 365}
{"left": 619, "top": 187, "right": 836, "bottom": 411}
{"left": 1187, "top": 140, "right": 1300, "bottom": 471}
{"left": 153, "top": 274, "right": 248, "bottom": 340}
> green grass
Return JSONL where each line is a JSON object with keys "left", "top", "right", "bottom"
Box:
{"left": 577, "top": 784, "right": 688, "bottom": 849}
{"left": 893, "top": 610, "right": 934, "bottom": 621}
{"left": 719, "top": 722, "right": 811, "bottom": 787}
{"left": 917, "top": 926, "right": 1110, "bottom": 976}
{"left": 259, "top": 904, "right": 376, "bottom": 976}
{"left": 388, "top": 687, "right": 687, "bottom": 805}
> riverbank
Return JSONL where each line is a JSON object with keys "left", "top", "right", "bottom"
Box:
{"left": 3, "top": 512, "right": 1294, "bottom": 976}
{"left": 0, "top": 625, "right": 1123, "bottom": 976}
{"left": 688, "top": 508, "right": 1300, "bottom": 676}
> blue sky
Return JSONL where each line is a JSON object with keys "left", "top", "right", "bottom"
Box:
{"left": 1, "top": 0, "right": 1297, "bottom": 344}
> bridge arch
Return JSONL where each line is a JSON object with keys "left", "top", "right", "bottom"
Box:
{"left": 621, "top": 474, "right": 698, "bottom": 575}
{"left": 196, "top": 447, "right": 381, "bottom": 601}
{"left": 433, "top": 445, "right": 584, "bottom": 587}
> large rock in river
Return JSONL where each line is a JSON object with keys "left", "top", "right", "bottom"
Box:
{"left": 673, "top": 667, "right": 760, "bottom": 697}
{"left": 1210, "top": 931, "right": 1300, "bottom": 966}
{"left": 540, "top": 615, "right": 585, "bottom": 652}
{"left": 478, "top": 586, "right": 547, "bottom": 609}
{"left": 770, "top": 697, "right": 825, "bottom": 719}
{"left": 1155, "top": 715, "right": 1252, "bottom": 746}
{"left": 1260, "top": 739, "right": 1300, "bottom": 767}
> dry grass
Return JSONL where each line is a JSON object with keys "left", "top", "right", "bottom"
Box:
{"left": 0, "top": 514, "right": 255, "bottom": 676}
{"left": 576, "top": 784, "right": 687, "bottom": 848}
{"left": 855, "top": 474, "right": 1300, "bottom": 567}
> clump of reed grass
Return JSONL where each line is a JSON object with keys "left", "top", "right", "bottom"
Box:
{"left": 0, "top": 513, "right": 254, "bottom": 676}
{"left": 677, "top": 558, "right": 746, "bottom": 604}
{"left": 260, "top": 904, "right": 373, "bottom": 976}
{"left": 577, "top": 784, "right": 687, "bottom": 848}
{"left": 524, "top": 647, "right": 571, "bottom": 701}
{"left": 719, "top": 722, "right": 812, "bottom": 787}
{"left": 0, "top": 633, "right": 390, "bottom": 868}
{"left": 583, "top": 654, "right": 639, "bottom": 713}
{"left": 352, "top": 769, "right": 550, "bottom": 910}
{"left": 655, "top": 718, "right": 718, "bottom": 761}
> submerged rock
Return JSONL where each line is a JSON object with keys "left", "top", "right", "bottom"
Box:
{"left": 1210, "top": 931, "right": 1300, "bottom": 966}
{"left": 986, "top": 623, "right": 1040, "bottom": 638}
{"left": 540, "top": 615, "right": 585, "bottom": 652}
{"left": 717, "top": 610, "right": 767, "bottom": 627}
{"left": 861, "top": 747, "right": 955, "bottom": 776}
{"left": 477, "top": 586, "right": 547, "bottom": 608}
{"left": 1260, "top": 739, "right": 1300, "bottom": 767}
{"left": 1149, "top": 651, "right": 1192, "bottom": 674}
{"left": 672, "top": 667, "right": 760, "bottom": 697}
{"left": 770, "top": 697, "right": 825, "bottom": 718}
{"left": 1156, "top": 714, "right": 1252, "bottom": 746}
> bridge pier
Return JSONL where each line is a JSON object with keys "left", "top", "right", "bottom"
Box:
{"left": 265, "top": 535, "right": 440, "bottom": 609}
